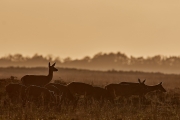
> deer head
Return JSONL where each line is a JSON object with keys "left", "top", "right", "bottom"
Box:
{"left": 157, "top": 82, "right": 166, "bottom": 92}
{"left": 138, "top": 78, "right": 146, "bottom": 84}
{"left": 49, "top": 62, "right": 58, "bottom": 72}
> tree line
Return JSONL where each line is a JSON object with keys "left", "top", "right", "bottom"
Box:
{"left": 0, "top": 52, "right": 180, "bottom": 74}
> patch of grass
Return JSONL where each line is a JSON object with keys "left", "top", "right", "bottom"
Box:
{"left": 1, "top": 75, "right": 180, "bottom": 120}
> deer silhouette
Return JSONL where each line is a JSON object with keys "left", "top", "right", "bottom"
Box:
{"left": 92, "top": 86, "right": 114, "bottom": 104}
{"left": 21, "top": 62, "right": 58, "bottom": 87}
{"left": 105, "top": 79, "right": 146, "bottom": 99}
{"left": 67, "top": 82, "right": 94, "bottom": 97}
{"left": 6, "top": 83, "right": 27, "bottom": 104}
{"left": 25, "top": 85, "right": 56, "bottom": 107}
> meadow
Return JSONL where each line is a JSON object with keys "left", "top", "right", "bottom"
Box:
{"left": 0, "top": 67, "right": 180, "bottom": 120}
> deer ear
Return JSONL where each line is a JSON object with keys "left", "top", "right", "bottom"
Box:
{"left": 49, "top": 62, "right": 51, "bottom": 67}
{"left": 52, "top": 62, "right": 56, "bottom": 67}
{"left": 138, "top": 78, "right": 141, "bottom": 83}
{"left": 142, "top": 79, "right": 146, "bottom": 83}
{"left": 159, "top": 82, "right": 162, "bottom": 85}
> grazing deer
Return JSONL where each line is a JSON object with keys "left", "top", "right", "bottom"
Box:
{"left": 105, "top": 80, "right": 146, "bottom": 99}
{"left": 47, "top": 83, "right": 76, "bottom": 103}
{"left": 67, "top": 82, "right": 94, "bottom": 97}
{"left": 21, "top": 62, "right": 58, "bottom": 87}
{"left": 45, "top": 84, "right": 61, "bottom": 104}
{"left": 47, "top": 83, "right": 79, "bottom": 109}
{"left": 67, "top": 82, "right": 94, "bottom": 106}
{"left": 45, "top": 84, "right": 61, "bottom": 96}
{"left": 25, "top": 85, "right": 56, "bottom": 107}
{"left": 144, "top": 82, "right": 166, "bottom": 94}
{"left": 92, "top": 86, "right": 114, "bottom": 104}
{"left": 105, "top": 83, "right": 146, "bottom": 105}
{"left": 6, "top": 83, "right": 27, "bottom": 104}
{"left": 142, "top": 82, "right": 166, "bottom": 104}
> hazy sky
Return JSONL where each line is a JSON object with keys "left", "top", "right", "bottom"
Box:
{"left": 0, "top": 0, "right": 180, "bottom": 59}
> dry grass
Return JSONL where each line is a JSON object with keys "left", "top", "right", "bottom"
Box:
{"left": 1, "top": 68, "right": 180, "bottom": 120}
{"left": 1, "top": 95, "right": 180, "bottom": 120}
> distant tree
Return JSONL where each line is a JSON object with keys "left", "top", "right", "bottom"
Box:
{"left": 64, "top": 57, "right": 72, "bottom": 63}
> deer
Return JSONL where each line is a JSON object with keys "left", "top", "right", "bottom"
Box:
{"left": 45, "top": 84, "right": 61, "bottom": 105}
{"left": 67, "top": 82, "right": 94, "bottom": 106}
{"left": 47, "top": 83, "right": 77, "bottom": 103}
{"left": 24, "top": 85, "right": 56, "bottom": 107}
{"left": 6, "top": 83, "right": 27, "bottom": 104}
{"left": 143, "top": 82, "right": 166, "bottom": 93}
{"left": 105, "top": 79, "right": 147, "bottom": 104}
{"left": 139, "top": 82, "right": 167, "bottom": 105}
{"left": 46, "top": 83, "right": 79, "bottom": 110}
{"left": 67, "top": 82, "right": 94, "bottom": 97}
{"left": 106, "top": 79, "right": 146, "bottom": 98}
{"left": 21, "top": 62, "right": 58, "bottom": 87}
{"left": 92, "top": 86, "right": 114, "bottom": 105}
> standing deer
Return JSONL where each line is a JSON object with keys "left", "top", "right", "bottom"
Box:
{"left": 21, "top": 62, "right": 58, "bottom": 87}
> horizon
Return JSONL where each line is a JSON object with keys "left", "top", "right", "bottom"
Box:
{"left": 1, "top": 51, "right": 180, "bottom": 60}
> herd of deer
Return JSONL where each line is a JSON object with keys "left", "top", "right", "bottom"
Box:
{"left": 5, "top": 62, "right": 166, "bottom": 108}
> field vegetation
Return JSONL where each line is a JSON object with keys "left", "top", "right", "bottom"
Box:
{"left": 0, "top": 67, "right": 180, "bottom": 120}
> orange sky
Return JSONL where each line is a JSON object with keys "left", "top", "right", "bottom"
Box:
{"left": 0, "top": 0, "right": 180, "bottom": 59}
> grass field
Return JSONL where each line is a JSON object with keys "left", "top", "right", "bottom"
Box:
{"left": 0, "top": 67, "right": 180, "bottom": 120}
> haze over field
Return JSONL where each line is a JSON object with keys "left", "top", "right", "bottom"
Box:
{"left": 0, "top": 0, "right": 180, "bottom": 59}
{"left": 1, "top": 52, "right": 180, "bottom": 74}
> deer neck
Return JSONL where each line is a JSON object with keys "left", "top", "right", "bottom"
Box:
{"left": 47, "top": 69, "right": 53, "bottom": 81}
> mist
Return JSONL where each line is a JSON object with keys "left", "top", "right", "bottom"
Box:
{"left": 0, "top": 52, "right": 180, "bottom": 74}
